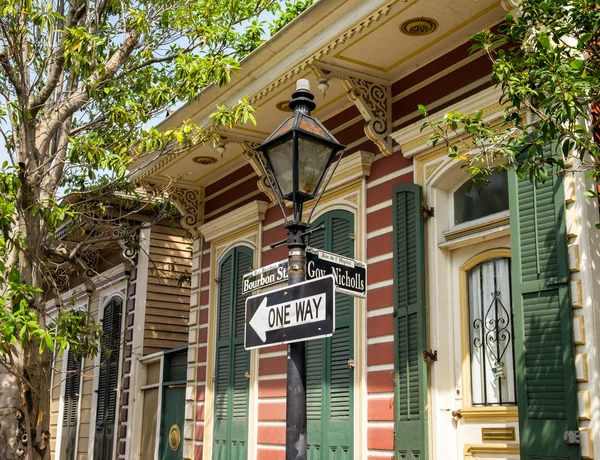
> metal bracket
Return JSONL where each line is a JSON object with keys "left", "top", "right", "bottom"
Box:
{"left": 564, "top": 431, "right": 581, "bottom": 445}
{"left": 423, "top": 349, "right": 438, "bottom": 363}
{"left": 420, "top": 206, "right": 434, "bottom": 219}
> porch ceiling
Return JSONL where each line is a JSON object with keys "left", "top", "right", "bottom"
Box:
{"left": 138, "top": 0, "right": 504, "bottom": 189}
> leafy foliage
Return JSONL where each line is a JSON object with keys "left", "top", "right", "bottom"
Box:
{"left": 0, "top": 0, "right": 312, "bottom": 457}
{"left": 420, "top": 0, "right": 600, "bottom": 194}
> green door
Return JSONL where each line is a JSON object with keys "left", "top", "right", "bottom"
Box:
{"left": 94, "top": 297, "right": 123, "bottom": 460}
{"left": 213, "top": 247, "right": 252, "bottom": 460}
{"left": 306, "top": 210, "right": 354, "bottom": 460}
{"left": 61, "top": 350, "right": 82, "bottom": 460}
{"left": 160, "top": 349, "right": 187, "bottom": 460}
{"left": 509, "top": 160, "right": 580, "bottom": 459}
{"left": 392, "top": 184, "right": 428, "bottom": 460}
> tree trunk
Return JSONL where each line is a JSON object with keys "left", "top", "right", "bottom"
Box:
{"left": 0, "top": 364, "right": 21, "bottom": 460}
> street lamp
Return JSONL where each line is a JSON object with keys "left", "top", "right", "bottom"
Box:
{"left": 255, "top": 79, "right": 345, "bottom": 460}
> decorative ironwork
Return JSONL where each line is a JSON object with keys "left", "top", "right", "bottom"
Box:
{"left": 472, "top": 291, "right": 512, "bottom": 376}
{"left": 469, "top": 258, "right": 516, "bottom": 406}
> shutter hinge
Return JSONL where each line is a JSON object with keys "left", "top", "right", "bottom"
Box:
{"left": 564, "top": 431, "right": 581, "bottom": 445}
{"left": 423, "top": 349, "right": 438, "bottom": 363}
{"left": 244, "top": 372, "right": 251, "bottom": 379}
{"left": 420, "top": 206, "right": 434, "bottom": 219}
{"left": 347, "top": 359, "right": 355, "bottom": 368}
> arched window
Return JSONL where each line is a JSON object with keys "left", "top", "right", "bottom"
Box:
{"left": 453, "top": 170, "right": 509, "bottom": 225}
{"left": 467, "top": 256, "right": 516, "bottom": 406}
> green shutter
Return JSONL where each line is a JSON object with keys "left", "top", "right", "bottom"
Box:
{"left": 392, "top": 184, "right": 427, "bottom": 460}
{"left": 94, "top": 297, "right": 122, "bottom": 460}
{"left": 212, "top": 247, "right": 252, "bottom": 460}
{"left": 509, "top": 162, "right": 580, "bottom": 459}
{"left": 61, "top": 350, "right": 82, "bottom": 460}
{"left": 306, "top": 210, "right": 354, "bottom": 460}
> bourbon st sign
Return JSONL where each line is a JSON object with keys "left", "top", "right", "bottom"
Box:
{"left": 242, "top": 260, "right": 288, "bottom": 294}
{"left": 242, "top": 248, "right": 366, "bottom": 298}
{"left": 244, "top": 275, "right": 335, "bottom": 350}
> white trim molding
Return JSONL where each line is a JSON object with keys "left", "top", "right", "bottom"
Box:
{"left": 391, "top": 87, "right": 504, "bottom": 159}
{"left": 200, "top": 200, "right": 268, "bottom": 243}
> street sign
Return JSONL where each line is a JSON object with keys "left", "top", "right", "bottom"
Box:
{"left": 306, "top": 246, "right": 367, "bottom": 298}
{"left": 242, "top": 260, "right": 288, "bottom": 295}
{"left": 244, "top": 275, "right": 335, "bottom": 350}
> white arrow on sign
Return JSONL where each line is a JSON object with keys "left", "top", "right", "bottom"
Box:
{"left": 249, "top": 292, "right": 327, "bottom": 342}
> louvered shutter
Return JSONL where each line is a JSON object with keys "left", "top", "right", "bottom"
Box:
{"left": 94, "top": 298, "right": 122, "bottom": 460}
{"left": 61, "top": 350, "right": 82, "bottom": 460}
{"left": 508, "top": 160, "right": 580, "bottom": 459}
{"left": 306, "top": 210, "right": 354, "bottom": 460}
{"left": 212, "top": 247, "right": 251, "bottom": 459}
{"left": 392, "top": 184, "right": 427, "bottom": 460}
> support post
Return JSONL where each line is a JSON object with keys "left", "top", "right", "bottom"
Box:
{"left": 285, "top": 211, "right": 309, "bottom": 460}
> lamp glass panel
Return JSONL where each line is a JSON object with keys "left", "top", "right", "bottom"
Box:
{"left": 297, "top": 136, "right": 335, "bottom": 197}
{"left": 266, "top": 136, "right": 294, "bottom": 198}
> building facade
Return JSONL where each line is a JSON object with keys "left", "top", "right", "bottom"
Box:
{"left": 52, "top": 0, "right": 600, "bottom": 459}
{"left": 48, "top": 220, "right": 194, "bottom": 460}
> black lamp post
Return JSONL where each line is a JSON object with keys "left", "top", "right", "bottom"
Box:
{"left": 256, "top": 79, "right": 345, "bottom": 460}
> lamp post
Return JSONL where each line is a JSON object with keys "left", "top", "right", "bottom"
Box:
{"left": 256, "top": 79, "right": 345, "bottom": 460}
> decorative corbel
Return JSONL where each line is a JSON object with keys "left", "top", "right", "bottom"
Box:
{"left": 170, "top": 187, "right": 204, "bottom": 237}
{"left": 112, "top": 227, "right": 139, "bottom": 264}
{"left": 79, "top": 250, "right": 99, "bottom": 278}
{"left": 241, "top": 141, "right": 278, "bottom": 203}
{"left": 50, "top": 266, "right": 74, "bottom": 293}
{"left": 313, "top": 64, "right": 393, "bottom": 156}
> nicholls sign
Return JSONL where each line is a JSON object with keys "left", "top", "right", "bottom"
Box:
{"left": 306, "top": 247, "right": 367, "bottom": 298}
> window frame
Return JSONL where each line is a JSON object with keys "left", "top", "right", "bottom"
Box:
{"left": 450, "top": 170, "right": 510, "bottom": 228}
{"left": 459, "top": 249, "right": 518, "bottom": 422}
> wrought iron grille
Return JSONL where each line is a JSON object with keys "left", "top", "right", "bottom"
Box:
{"left": 468, "top": 257, "right": 517, "bottom": 406}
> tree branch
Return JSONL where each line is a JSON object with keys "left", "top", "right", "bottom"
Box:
{"left": 0, "top": 50, "right": 25, "bottom": 102}
{"left": 28, "top": 1, "right": 87, "bottom": 119}
{"left": 36, "top": 31, "right": 141, "bottom": 157}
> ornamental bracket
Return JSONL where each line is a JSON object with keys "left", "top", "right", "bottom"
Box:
{"left": 313, "top": 64, "right": 393, "bottom": 156}
{"left": 240, "top": 141, "right": 278, "bottom": 204}
{"left": 170, "top": 187, "right": 204, "bottom": 237}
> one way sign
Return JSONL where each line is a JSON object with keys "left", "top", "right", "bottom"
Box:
{"left": 244, "top": 275, "right": 335, "bottom": 350}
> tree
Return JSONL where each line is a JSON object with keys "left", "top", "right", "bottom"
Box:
{"left": 420, "top": 0, "right": 600, "bottom": 200}
{"left": 0, "top": 0, "right": 313, "bottom": 458}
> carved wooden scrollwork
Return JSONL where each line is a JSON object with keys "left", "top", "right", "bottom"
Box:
{"left": 170, "top": 187, "right": 204, "bottom": 236}
{"left": 313, "top": 64, "right": 392, "bottom": 156}
{"left": 241, "top": 142, "right": 278, "bottom": 203}
{"left": 345, "top": 76, "right": 392, "bottom": 156}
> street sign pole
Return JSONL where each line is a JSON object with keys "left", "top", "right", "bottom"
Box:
{"left": 285, "top": 217, "right": 308, "bottom": 460}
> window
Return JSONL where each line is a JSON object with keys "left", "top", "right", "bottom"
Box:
{"left": 454, "top": 170, "right": 509, "bottom": 225}
{"left": 468, "top": 257, "right": 516, "bottom": 406}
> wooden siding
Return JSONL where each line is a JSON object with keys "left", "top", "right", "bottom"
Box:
{"left": 144, "top": 223, "right": 193, "bottom": 356}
